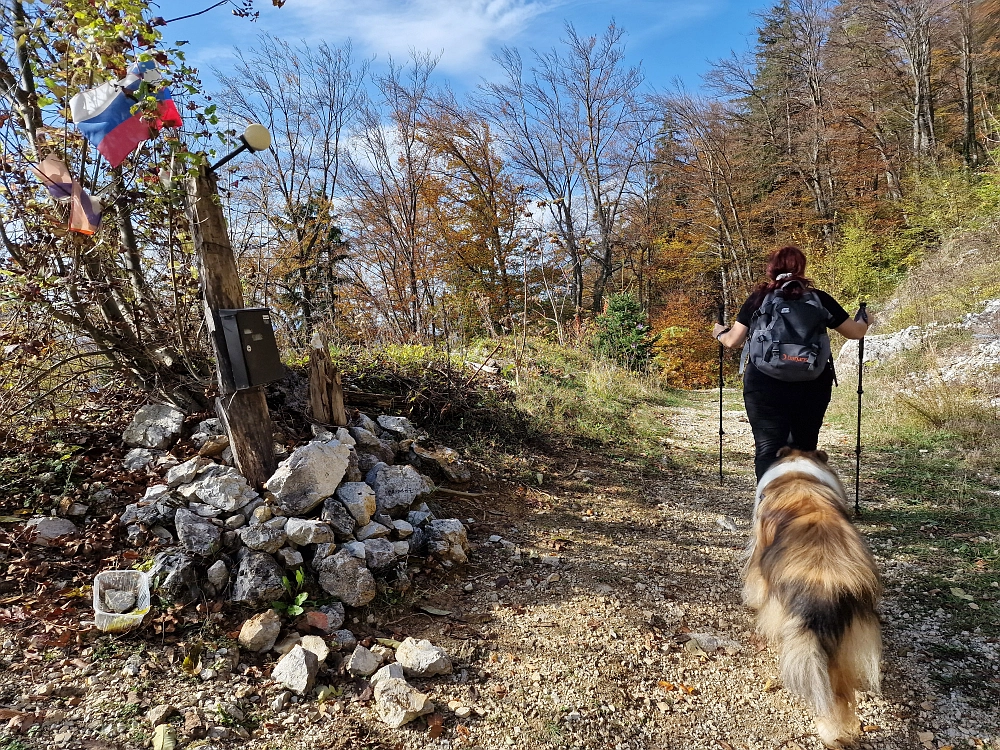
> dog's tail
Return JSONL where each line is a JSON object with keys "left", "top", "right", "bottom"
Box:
{"left": 771, "top": 599, "right": 881, "bottom": 744}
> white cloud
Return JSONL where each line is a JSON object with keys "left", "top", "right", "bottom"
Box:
{"left": 280, "top": 0, "right": 558, "bottom": 75}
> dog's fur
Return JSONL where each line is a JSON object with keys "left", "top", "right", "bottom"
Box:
{"left": 743, "top": 448, "right": 882, "bottom": 747}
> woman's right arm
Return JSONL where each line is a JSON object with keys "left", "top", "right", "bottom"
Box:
{"left": 834, "top": 315, "right": 873, "bottom": 340}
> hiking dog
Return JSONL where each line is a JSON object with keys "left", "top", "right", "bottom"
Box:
{"left": 743, "top": 448, "right": 881, "bottom": 747}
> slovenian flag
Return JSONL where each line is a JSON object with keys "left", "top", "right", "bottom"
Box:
{"left": 69, "top": 61, "right": 182, "bottom": 168}
{"left": 29, "top": 155, "right": 103, "bottom": 235}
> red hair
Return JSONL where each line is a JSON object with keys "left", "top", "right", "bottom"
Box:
{"left": 752, "top": 245, "right": 813, "bottom": 302}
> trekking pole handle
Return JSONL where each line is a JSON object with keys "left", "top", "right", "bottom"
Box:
{"left": 855, "top": 301, "right": 868, "bottom": 324}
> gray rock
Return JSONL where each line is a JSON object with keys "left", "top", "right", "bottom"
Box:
{"left": 376, "top": 415, "right": 419, "bottom": 440}
{"left": 373, "top": 511, "right": 394, "bottom": 528}
{"left": 363, "top": 538, "right": 398, "bottom": 571}
{"left": 299, "top": 635, "right": 329, "bottom": 663}
{"left": 123, "top": 448, "right": 157, "bottom": 471}
{"left": 370, "top": 662, "right": 405, "bottom": 688}
{"left": 334, "top": 482, "right": 377, "bottom": 526}
{"left": 146, "top": 704, "right": 175, "bottom": 728}
{"left": 276, "top": 547, "right": 304, "bottom": 567}
{"left": 120, "top": 502, "right": 162, "bottom": 528}
{"left": 195, "top": 418, "right": 224, "bottom": 437}
{"left": 314, "top": 549, "right": 376, "bottom": 607}
{"left": 238, "top": 525, "right": 287, "bottom": 554}
{"left": 189, "top": 502, "right": 221, "bottom": 518}
{"left": 166, "top": 457, "right": 213, "bottom": 488}
{"left": 312, "top": 542, "right": 337, "bottom": 563}
{"left": 395, "top": 637, "right": 453, "bottom": 676}
{"left": 89, "top": 487, "right": 113, "bottom": 504}
{"left": 123, "top": 404, "right": 186, "bottom": 450}
{"left": 392, "top": 540, "right": 410, "bottom": 558}
{"left": 231, "top": 552, "right": 285, "bottom": 606}
{"left": 347, "top": 426, "right": 382, "bottom": 450}
{"left": 206, "top": 560, "right": 229, "bottom": 588}
{"left": 273, "top": 633, "right": 302, "bottom": 655}
{"left": 104, "top": 590, "right": 136, "bottom": 613}
{"left": 238, "top": 609, "right": 282, "bottom": 652}
{"left": 355, "top": 521, "right": 391, "bottom": 541}
{"left": 426, "top": 519, "right": 470, "bottom": 564}
{"left": 177, "top": 465, "right": 258, "bottom": 512}
{"left": 320, "top": 496, "right": 357, "bottom": 538}
{"left": 410, "top": 442, "right": 472, "bottom": 483}
{"left": 125, "top": 524, "right": 147, "bottom": 546}
{"left": 346, "top": 645, "right": 381, "bottom": 676}
{"left": 392, "top": 519, "right": 414, "bottom": 538}
{"left": 330, "top": 629, "right": 357, "bottom": 651}
{"left": 351, "top": 412, "right": 379, "bottom": 434}
{"left": 344, "top": 448, "right": 363, "bottom": 483}
{"left": 318, "top": 603, "right": 345, "bottom": 631}
{"left": 148, "top": 551, "right": 200, "bottom": 604}
{"left": 355, "top": 451, "right": 382, "bottom": 476}
{"left": 174, "top": 508, "right": 222, "bottom": 556}
{"left": 341, "top": 540, "right": 367, "bottom": 559}
{"left": 150, "top": 525, "right": 174, "bottom": 543}
{"left": 406, "top": 510, "right": 433, "bottom": 527}
{"left": 408, "top": 527, "right": 427, "bottom": 556}
{"left": 224, "top": 513, "right": 246, "bottom": 530}
{"left": 284, "top": 519, "right": 335, "bottom": 546}
{"left": 366, "top": 463, "right": 433, "bottom": 518}
{"left": 265, "top": 440, "right": 351, "bottom": 516}
{"left": 264, "top": 515, "right": 288, "bottom": 530}
{"left": 272, "top": 645, "right": 319, "bottom": 696}
{"left": 374, "top": 677, "right": 434, "bottom": 728}
{"left": 25, "top": 517, "right": 77, "bottom": 546}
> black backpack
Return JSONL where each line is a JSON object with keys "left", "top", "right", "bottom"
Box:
{"left": 740, "top": 282, "right": 833, "bottom": 382}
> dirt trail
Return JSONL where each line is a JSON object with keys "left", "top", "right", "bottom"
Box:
{"left": 417, "top": 389, "right": 998, "bottom": 750}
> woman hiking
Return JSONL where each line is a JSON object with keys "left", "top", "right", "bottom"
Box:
{"left": 712, "top": 245, "right": 871, "bottom": 480}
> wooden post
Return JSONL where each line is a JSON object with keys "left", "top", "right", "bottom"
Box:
{"left": 309, "top": 333, "right": 347, "bottom": 426}
{"left": 185, "top": 164, "right": 276, "bottom": 487}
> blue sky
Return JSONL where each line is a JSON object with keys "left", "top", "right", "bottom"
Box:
{"left": 156, "top": 0, "right": 773, "bottom": 95}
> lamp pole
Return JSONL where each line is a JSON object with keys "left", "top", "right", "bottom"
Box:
{"left": 184, "top": 124, "right": 277, "bottom": 487}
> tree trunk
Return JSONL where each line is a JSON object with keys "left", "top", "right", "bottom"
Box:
{"left": 185, "top": 164, "right": 276, "bottom": 488}
{"left": 309, "top": 334, "right": 347, "bottom": 426}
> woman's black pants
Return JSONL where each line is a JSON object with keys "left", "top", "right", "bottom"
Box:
{"left": 743, "top": 383, "right": 832, "bottom": 481}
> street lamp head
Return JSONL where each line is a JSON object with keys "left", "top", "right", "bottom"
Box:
{"left": 241, "top": 123, "right": 271, "bottom": 153}
{"left": 210, "top": 123, "right": 272, "bottom": 172}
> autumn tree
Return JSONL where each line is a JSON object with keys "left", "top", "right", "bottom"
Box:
{"left": 0, "top": 0, "right": 228, "bottom": 424}
{"left": 216, "top": 34, "right": 366, "bottom": 344}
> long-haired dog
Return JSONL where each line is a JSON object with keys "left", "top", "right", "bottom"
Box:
{"left": 743, "top": 448, "right": 882, "bottom": 747}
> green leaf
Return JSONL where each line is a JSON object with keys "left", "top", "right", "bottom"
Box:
{"left": 294, "top": 592, "right": 308, "bottom": 606}
{"left": 287, "top": 605, "right": 304, "bottom": 616}
{"left": 295, "top": 568, "right": 305, "bottom": 587}
{"left": 281, "top": 575, "right": 292, "bottom": 593}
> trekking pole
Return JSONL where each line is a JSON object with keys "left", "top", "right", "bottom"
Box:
{"left": 854, "top": 302, "right": 868, "bottom": 515}
{"left": 718, "top": 302, "right": 725, "bottom": 485}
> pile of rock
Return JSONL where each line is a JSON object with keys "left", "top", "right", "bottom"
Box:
{"left": 117, "top": 407, "right": 472, "bottom": 609}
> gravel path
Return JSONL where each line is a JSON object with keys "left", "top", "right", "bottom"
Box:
{"left": 2, "top": 390, "right": 997, "bottom": 750}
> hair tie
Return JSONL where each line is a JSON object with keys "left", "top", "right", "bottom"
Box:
{"left": 776, "top": 272, "right": 793, "bottom": 281}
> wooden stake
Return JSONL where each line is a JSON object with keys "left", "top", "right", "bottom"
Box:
{"left": 309, "top": 333, "right": 347, "bottom": 426}
{"left": 185, "top": 164, "right": 276, "bottom": 487}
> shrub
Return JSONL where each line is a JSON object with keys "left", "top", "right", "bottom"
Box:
{"left": 593, "top": 293, "right": 658, "bottom": 372}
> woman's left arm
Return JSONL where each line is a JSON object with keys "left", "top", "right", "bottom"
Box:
{"left": 712, "top": 322, "right": 749, "bottom": 349}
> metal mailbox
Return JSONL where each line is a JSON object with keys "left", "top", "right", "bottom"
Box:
{"left": 216, "top": 308, "right": 285, "bottom": 390}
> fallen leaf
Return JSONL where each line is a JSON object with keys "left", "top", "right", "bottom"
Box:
{"left": 152, "top": 724, "right": 177, "bottom": 750}
{"left": 420, "top": 606, "right": 452, "bottom": 617}
{"left": 427, "top": 712, "right": 444, "bottom": 739}
{"left": 863, "top": 725, "right": 881, "bottom": 732}
{"left": 377, "top": 638, "right": 403, "bottom": 649}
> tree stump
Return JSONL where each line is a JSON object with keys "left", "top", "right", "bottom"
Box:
{"left": 309, "top": 334, "right": 347, "bottom": 426}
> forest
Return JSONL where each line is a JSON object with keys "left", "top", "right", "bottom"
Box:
{"left": 3, "top": 0, "right": 1000, "bottom": 432}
